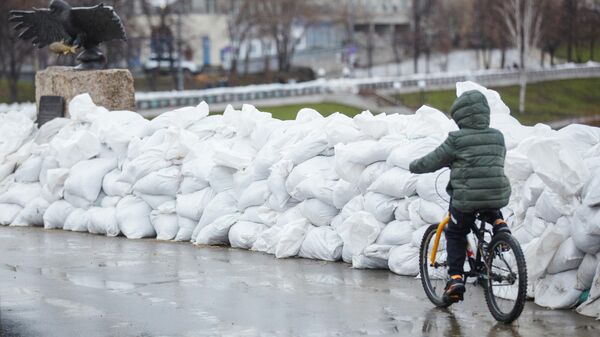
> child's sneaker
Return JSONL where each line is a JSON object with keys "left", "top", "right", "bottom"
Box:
{"left": 493, "top": 220, "right": 511, "bottom": 236}
{"left": 443, "top": 275, "right": 466, "bottom": 304}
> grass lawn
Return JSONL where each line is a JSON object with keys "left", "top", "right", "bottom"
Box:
{"left": 397, "top": 78, "right": 600, "bottom": 125}
{"left": 257, "top": 102, "right": 366, "bottom": 120}
{"left": 0, "top": 79, "right": 35, "bottom": 103}
{"left": 555, "top": 44, "right": 600, "bottom": 63}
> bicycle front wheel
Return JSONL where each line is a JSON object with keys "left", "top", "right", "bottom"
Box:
{"left": 484, "top": 233, "right": 527, "bottom": 323}
{"left": 419, "top": 224, "right": 450, "bottom": 307}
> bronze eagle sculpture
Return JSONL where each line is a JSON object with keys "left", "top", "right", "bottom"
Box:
{"left": 9, "top": 0, "right": 127, "bottom": 70}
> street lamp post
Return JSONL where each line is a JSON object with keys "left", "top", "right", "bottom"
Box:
{"left": 176, "top": 0, "right": 184, "bottom": 91}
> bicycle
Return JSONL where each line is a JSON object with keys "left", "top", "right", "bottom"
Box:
{"left": 418, "top": 211, "right": 527, "bottom": 323}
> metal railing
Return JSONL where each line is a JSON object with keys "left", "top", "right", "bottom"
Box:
{"left": 135, "top": 63, "right": 600, "bottom": 111}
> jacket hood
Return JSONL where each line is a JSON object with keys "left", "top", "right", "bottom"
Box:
{"left": 450, "top": 90, "right": 490, "bottom": 129}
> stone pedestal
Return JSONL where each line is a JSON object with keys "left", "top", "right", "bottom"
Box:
{"left": 35, "top": 66, "right": 135, "bottom": 116}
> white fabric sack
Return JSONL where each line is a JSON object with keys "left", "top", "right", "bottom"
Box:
{"left": 180, "top": 176, "right": 209, "bottom": 194}
{"left": 133, "top": 166, "right": 181, "bottom": 197}
{"left": 64, "top": 158, "right": 117, "bottom": 202}
{"left": 149, "top": 102, "right": 209, "bottom": 132}
{"left": 332, "top": 180, "right": 360, "bottom": 210}
{"left": 0, "top": 204, "right": 22, "bottom": 226}
{"left": 150, "top": 201, "right": 179, "bottom": 240}
{"left": 102, "top": 169, "right": 132, "bottom": 197}
{"left": 524, "top": 219, "right": 570, "bottom": 285}
{"left": 334, "top": 143, "right": 366, "bottom": 183}
{"left": 251, "top": 225, "right": 284, "bottom": 255}
{"left": 505, "top": 150, "right": 533, "bottom": 182}
{"left": 522, "top": 208, "right": 549, "bottom": 238}
{"left": 136, "top": 193, "right": 175, "bottom": 210}
{"left": 63, "top": 208, "right": 90, "bottom": 232}
{"left": 408, "top": 199, "right": 428, "bottom": 229}
{"left": 387, "top": 137, "right": 441, "bottom": 170}
{"left": 547, "top": 238, "right": 585, "bottom": 274}
{"left": 411, "top": 225, "right": 430, "bottom": 248}
{"left": 42, "top": 168, "right": 70, "bottom": 202}
{"left": 228, "top": 221, "right": 267, "bottom": 249}
{"left": 11, "top": 197, "right": 49, "bottom": 227}
{"left": 43, "top": 200, "right": 75, "bottom": 229}
{"left": 344, "top": 140, "right": 395, "bottom": 166}
{"left": 281, "top": 130, "right": 328, "bottom": 165}
{"left": 194, "top": 191, "right": 238, "bottom": 238}
{"left": 353, "top": 111, "right": 388, "bottom": 139}
{"left": 238, "top": 180, "right": 270, "bottom": 210}
{"left": 100, "top": 196, "right": 121, "bottom": 208}
{"left": 0, "top": 183, "right": 42, "bottom": 208}
{"left": 275, "top": 205, "right": 304, "bottom": 228}
{"left": 176, "top": 188, "right": 216, "bottom": 221}
{"left": 337, "top": 211, "right": 385, "bottom": 258}
{"left": 212, "top": 147, "right": 252, "bottom": 171}
{"left": 376, "top": 220, "right": 413, "bottom": 245}
{"left": 534, "top": 270, "right": 582, "bottom": 309}
{"left": 285, "top": 156, "right": 336, "bottom": 194}
{"left": 275, "top": 218, "right": 310, "bottom": 258}
{"left": 418, "top": 199, "right": 447, "bottom": 225}
{"left": 352, "top": 244, "right": 394, "bottom": 269}
{"left": 576, "top": 254, "right": 598, "bottom": 291}
{"left": 50, "top": 129, "right": 101, "bottom": 168}
{"left": 576, "top": 260, "right": 600, "bottom": 317}
{"left": 300, "top": 199, "right": 339, "bottom": 227}
{"left": 119, "top": 151, "right": 171, "bottom": 184}
{"left": 0, "top": 162, "right": 15, "bottom": 182}
{"left": 388, "top": 244, "right": 420, "bottom": 276}
{"left": 582, "top": 173, "right": 600, "bottom": 207}
{"left": 520, "top": 174, "right": 545, "bottom": 210}
{"left": 574, "top": 205, "right": 600, "bottom": 239}
{"left": 534, "top": 190, "right": 578, "bottom": 224}
{"left": 196, "top": 213, "right": 240, "bottom": 245}
{"left": 367, "top": 167, "right": 418, "bottom": 199}
{"left": 87, "top": 207, "right": 119, "bottom": 236}
{"left": 174, "top": 216, "right": 197, "bottom": 242}
{"left": 356, "top": 161, "right": 387, "bottom": 193}
{"left": 240, "top": 206, "right": 278, "bottom": 227}
{"left": 363, "top": 192, "right": 398, "bottom": 223}
{"left": 394, "top": 197, "right": 414, "bottom": 221}
{"left": 416, "top": 170, "right": 450, "bottom": 207}
{"left": 291, "top": 176, "right": 336, "bottom": 206}
{"left": 570, "top": 216, "right": 600, "bottom": 255}
{"left": 298, "top": 226, "right": 343, "bottom": 261}
{"left": 267, "top": 160, "right": 293, "bottom": 211}
{"left": 14, "top": 156, "right": 42, "bottom": 183}
{"left": 116, "top": 196, "right": 155, "bottom": 239}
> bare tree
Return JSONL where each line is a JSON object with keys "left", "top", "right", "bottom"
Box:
{"left": 224, "top": 0, "right": 255, "bottom": 82}
{"left": 496, "top": 0, "right": 543, "bottom": 114}
{"left": 539, "top": 0, "right": 562, "bottom": 67}
{"left": 410, "top": 0, "right": 436, "bottom": 73}
{"left": 254, "top": 0, "right": 320, "bottom": 73}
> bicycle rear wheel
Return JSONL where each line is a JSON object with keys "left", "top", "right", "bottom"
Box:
{"left": 419, "top": 224, "right": 450, "bottom": 307}
{"left": 484, "top": 233, "right": 527, "bottom": 323}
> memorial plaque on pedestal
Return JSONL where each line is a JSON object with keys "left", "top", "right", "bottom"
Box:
{"left": 38, "top": 95, "right": 64, "bottom": 127}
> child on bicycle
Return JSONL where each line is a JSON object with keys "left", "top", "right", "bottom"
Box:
{"left": 409, "top": 90, "right": 511, "bottom": 304}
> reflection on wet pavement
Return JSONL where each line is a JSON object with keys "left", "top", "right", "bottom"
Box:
{"left": 0, "top": 227, "right": 598, "bottom": 337}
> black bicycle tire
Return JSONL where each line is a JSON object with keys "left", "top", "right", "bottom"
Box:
{"left": 419, "top": 224, "right": 451, "bottom": 308}
{"left": 483, "top": 233, "right": 528, "bottom": 323}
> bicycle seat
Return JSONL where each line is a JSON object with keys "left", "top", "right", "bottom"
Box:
{"left": 474, "top": 209, "right": 503, "bottom": 224}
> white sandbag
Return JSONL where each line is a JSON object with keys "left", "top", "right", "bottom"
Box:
{"left": 356, "top": 161, "right": 387, "bottom": 193}
{"left": 352, "top": 244, "right": 394, "bottom": 269}
{"left": 332, "top": 180, "right": 360, "bottom": 209}
{"left": 194, "top": 191, "right": 238, "bottom": 237}
{"left": 285, "top": 156, "right": 336, "bottom": 194}
{"left": 416, "top": 170, "right": 450, "bottom": 206}
{"left": 87, "top": 207, "right": 119, "bottom": 236}
{"left": 116, "top": 196, "right": 155, "bottom": 239}
{"left": 11, "top": 197, "right": 49, "bottom": 227}
{"left": 353, "top": 111, "right": 388, "bottom": 139}
{"left": 63, "top": 208, "right": 90, "bottom": 232}
{"left": 334, "top": 143, "right": 366, "bottom": 183}
{"left": 534, "top": 190, "right": 578, "bottom": 223}
{"left": 573, "top": 205, "right": 600, "bottom": 238}
{"left": 238, "top": 180, "right": 270, "bottom": 210}
{"left": 363, "top": 192, "right": 398, "bottom": 223}
{"left": 0, "top": 182, "right": 42, "bottom": 208}
{"left": 0, "top": 204, "right": 22, "bottom": 225}
{"left": 418, "top": 199, "right": 447, "bottom": 225}
{"left": 522, "top": 208, "right": 549, "bottom": 238}
{"left": 298, "top": 226, "right": 343, "bottom": 261}
{"left": 276, "top": 205, "right": 304, "bottom": 227}
{"left": 213, "top": 147, "right": 253, "bottom": 171}
{"left": 524, "top": 218, "right": 570, "bottom": 285}
{"left": 520, "top": 174, "right": 545, "bottom": 210}
{"left": 547, "top": 238, "right": 585, "bottom": 274}
{"left": 174, "top": 216, "right": 197, "bottom": 242}
{"left": 150, "top": 201, "right": 179, "bottom": 240}
{"left": 387, "top": 137, "right": 442, "bottom": 170}
{"left": 291, "top": 176, "right": 336, "bottom": 206}
{"left": 149, "top": 102, "right": 209, "bottom": 132}
{"left": 299, "top": 199, "right": 339, "bottom": 227}
{"left": 337, "top": 211, "right": 385, "bottom": 258}
{"left": 240, "top": 206, "right": 278, "bottom": 227}
{"left": 43, "top": 200, "right": 75, "bottom": 229}
{"left": 576, "top": 260, "right": 600, "bottom": 317}
{"left": 505, "top": 150, "right": 533, "bottom": 181}
{"left": 133, "top": 166, "right": 181, "bottom": 196}
{"left": 180, "top": 176, "right": 209, "bottom": 194}
{"left": 281, "top": 130, "right": 328, "bottom": 165}
{"left": 136, "top": 193, "right": 175, "bottom": 210}
{"left": 42, "top": 168, "right": 70, "bottom": 202}
{"left": 267, "top": 160, "right": 293, "bottom": 210}
{"left": 394, "top": 197, "right": 414, "bottom": 221}
{"left": 100, "top": 196, "right": 121, "bottom": 208}
{"left": 388, "top": 244, "right": 420, "bottom": 276}
{"left": 119, "top": 151, "right": 171, "bottom": 184}
{"left": 0, "top": 161, "right": 15, "bottom": 182}
{"left": 50, "top": 129, "right": 101, "bottom": 168}
{"left": 570, "top": 218, "right": 600, "bottom": 255}
{"left": 367, "top": 167, "right": 418, "bottom": 199}
{"left": 582, "top": 173, "right": 600, "bottom": 207}
{"left": 534, "top": 270, "right": 582, "bottom": 309}
{"left": 576, "top": 254, "right": 598, "bottom": 290}
{"left": 251, "top": 225, "right": 284, "bottom": 255}
{"left": 102, "top": 169, "right": 131, "bottom": 197}
{"left": 376, "top": 220, "right": 413, "bottom": 245}
{"left": 63, "top": 190, "right": 93, "bottom": 209}
{"left": 14, "top": 156, "right": 42, "bottom": 183}
{"left": 64, "top": 158, "right": 117, "bottom": 202}
{"left": 525, "top": 137, "right": 590, "bottom": 196}
{"left": 228, "top": 221, "right": 267, "bottom": 249}
{"left": 344, "top": 140, "right": 394, "bottom": 166}
{"left": 90, "top": 111, "right": 150, "bottom": 156}
{"left": 176, "top": 188, "right": 217, "bottom": 221}
{"left": 275, "top": 218, "right": 310, "bottom": 258}
{"left": 196, "top": 213, "right": 240, "bottom": 245}
{"left": 411, "top": 225, "right": 429, "bottom": 247}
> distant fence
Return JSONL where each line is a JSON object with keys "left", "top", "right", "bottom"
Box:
{"left": 135, "top": 63, "right": 600, "bottom": 111}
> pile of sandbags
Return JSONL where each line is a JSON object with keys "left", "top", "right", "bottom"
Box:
{"left": 0, "top": 81, "right": 599, "bottom": 319}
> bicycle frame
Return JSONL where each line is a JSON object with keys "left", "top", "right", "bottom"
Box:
{"left": 429, "top": 213, "right": 450, "bottom": 266}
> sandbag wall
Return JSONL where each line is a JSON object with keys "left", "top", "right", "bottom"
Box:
{"left": 0, "top": 81, "right": 599, "bottom": 319}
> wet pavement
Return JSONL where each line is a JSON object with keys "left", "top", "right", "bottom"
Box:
{"left": 0, "top": 227, "right": 598, "bottom": 337}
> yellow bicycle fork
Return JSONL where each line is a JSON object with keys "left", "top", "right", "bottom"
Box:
{"left": 430, "top": 213, "right": 450, "bottom": 266}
